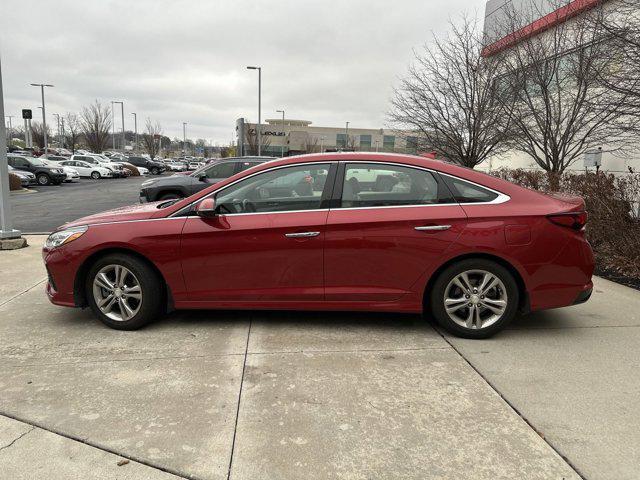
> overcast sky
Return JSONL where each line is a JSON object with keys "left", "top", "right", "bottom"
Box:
{"left": 1, "top": 0, "right": 486, "bottom": 145}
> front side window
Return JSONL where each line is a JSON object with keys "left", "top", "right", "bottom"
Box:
{"left": 215, "top": 164, "right": 331, "bottom": 214}
{"left": 443, "top": 176, "right": 499, "bottom": 203}
{"left": 341, "top": 163, "right": 440, "bottom": 208}
{"left": 205, "top": 162, "right": 236, "bottom": 179}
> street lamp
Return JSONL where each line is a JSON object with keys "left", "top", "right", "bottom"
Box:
{"left": 111, "top": 101, "right": 124, "bottom": 151}
{"left": 183, "top": 122, "right": 187, "bottom": 156}
{"left": 52, "top": 113, "right": 60, "bottom": 147}
{"left": 131, "top": 112, "right": 137, "bottom": 153}
{"left": 30, "top": 83, "right": 54, "bottom": 152}
{"left": 276, "top": 109, "right": 285, "bottom": 157}
{"left": 345, "top": 121, "right": 349, "bottom": 150}
{"left": 246, "top": 66, "right": 262, "bottom": 156}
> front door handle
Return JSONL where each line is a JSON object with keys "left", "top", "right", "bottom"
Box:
{"left": 284, "top": 231, "right": 320, "bottom": 238}
{"left": 415, "top": 225, "right": 451, "bottom": 232}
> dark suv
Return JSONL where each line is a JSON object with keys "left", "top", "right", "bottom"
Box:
{"left": 7, "top": 154, "right": 67, "bottom": 186}
{"left": 127, "top": 156, "right": 166, "bottom": 175}
{"left": 139, "top": 157, "right": 273, "bottom": 202}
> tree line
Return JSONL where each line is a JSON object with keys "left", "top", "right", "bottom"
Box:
{"left": 389, "top": 0, "right": 640, "bottom": 175}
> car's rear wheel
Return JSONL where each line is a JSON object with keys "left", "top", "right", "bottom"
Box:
{"left": 37, "top": 173, "right": 51, "bottom": 185}
{"left": 158, "top": 192, "right": 183, "bottom": 201}
{"left": 151, "top": 167, "right": 159, "bottom": 175}
{"left": 429, "top": 259, "right": 519, "bottom": 339}
{"left": 85, "top": 254, "right": 164, "bottom": 330}
{"left": 91, "top": 171, "right": 101, "bottom": 179}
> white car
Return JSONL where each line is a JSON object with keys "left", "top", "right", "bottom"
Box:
{"left": 60, "top": 160, "right": 112, "bottom": 179}
{"left": 70, "top": 154, "right": 123, "bottom": 177}
{"left": 137, "top": 166, "right": 149, "bottom": 175}
{"left": 164, "top": 161, "right": 187, "bottom": 172}
{"left": 41, "top": 159, "right": 80, "bottom": 183}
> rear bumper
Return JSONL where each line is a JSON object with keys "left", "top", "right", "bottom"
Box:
{"left": 573, "top": 285, "right": 593, "bottom": 305}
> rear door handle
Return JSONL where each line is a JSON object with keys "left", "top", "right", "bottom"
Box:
{"left": 415, "top": 225, "right": 451, "bottom": 232}
{"left": 284, "top": 231, "right": 320, "bottom": 238}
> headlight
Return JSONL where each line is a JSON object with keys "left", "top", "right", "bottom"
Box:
{"left": 141, "top": 179, "right": 156, "bottom": 187}
{"left": 45, "top": 226, "right": 88, "bottom": 249}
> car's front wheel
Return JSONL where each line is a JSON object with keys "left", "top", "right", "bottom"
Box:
{"left": 91, "top": 171, "right": 101, "bottom": 179}
{"left": 429, "top": 259, "right": 519, "bottom": 339}
{"left": 37, "top": 173, "right": 51, "bottom": 185}
{"left": 86, "top": 254, "right": 164, "bottom": 330}
{"left": 151, "top": 167, "right": 159, "bottom": 175}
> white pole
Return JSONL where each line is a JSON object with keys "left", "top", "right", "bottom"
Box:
{"left": 0, "top": 56, "right": 21, "bottom": 239}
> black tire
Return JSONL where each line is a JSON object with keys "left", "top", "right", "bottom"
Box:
{"left": 429, "top": 258, "right": 519, "bottom": 339}
{"left": 158, "top": 192, "right": 183, "bottom": 201}
{"left": 91, "top": 171, "right": 101, "bottom": 179}
{"left": 151, "top": 167, "right": 160, "bottom": 175}
{"left": 85, "top": 253, "right": 164, "bottom": 330}
{"left": 37, "top": 173, "right": 51, "bottom": 186}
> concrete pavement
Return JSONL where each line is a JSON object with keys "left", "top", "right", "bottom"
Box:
{"left": 0, "top": 236, "right": 636, "bottom": 479}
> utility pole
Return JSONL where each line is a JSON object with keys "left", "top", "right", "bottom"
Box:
{"left": 131, "top": 112, "right": 137, "bottom": 153}
{"left": 246, "top": 66, "right": 262, "bottom": 155}
{"left": 53, "top": 113, "right": 60, "bottom": 148}
{"left": 119, "top": 102, "right": 125, "bottom": 151}
{"left": 110, "top": 101, "right": 116, "bottom": 149}
{"left": 1, "top": 56, "right": 23, "bottom": 242}
{"left": 276, "top": 109, "right": 285, "bottom": 157}
{"left": 30, "top": 83, "right": 53, "bottom": 153}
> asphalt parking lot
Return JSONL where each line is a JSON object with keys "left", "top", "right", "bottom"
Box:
{"left": 1, "top": 236, "right": 638, "bottom": 480}
{"left": 9, "top": 175, "right": 165, "bottom": 233}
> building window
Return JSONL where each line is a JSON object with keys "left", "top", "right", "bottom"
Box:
{"left": 336, "top": 133, "right": 347, "bottom": 148}
{"left": 359, "top": 135, "right": 372, "bottom": 148}
{"left": 406, "top": 136, "right": 418, "bottom": 153}
{"left": 383, "top": 135, "right": 395, "bottom": 150}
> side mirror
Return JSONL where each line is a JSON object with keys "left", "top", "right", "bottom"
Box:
{"left": 196, "top": 197, "right": 217, "bottom": 218}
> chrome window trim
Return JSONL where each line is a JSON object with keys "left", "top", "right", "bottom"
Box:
{"left": 169, "top": 159, "right": 510, "bottom": 218}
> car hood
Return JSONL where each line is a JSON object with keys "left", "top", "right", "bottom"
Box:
{"left": 59, "top": 201, "right": 166, "bottom": 230}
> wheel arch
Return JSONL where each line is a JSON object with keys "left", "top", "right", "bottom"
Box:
{"left": 422, "top": 252, "right": 530, "bottom": 314}
{"left": 73, "top": 247, "right": 173, "bottom": 311}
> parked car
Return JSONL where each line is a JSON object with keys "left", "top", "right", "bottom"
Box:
{"left": 43, "top": 153, "right": 594, "bottom": 337}
{"left": 7, "top": 154, "right": 66, "bottom": 185}
{"left": 127, "top": 156, "right": 166, "bottom": 175}
{"left": 60, "top": 159, "right": 113, "bottom": 179}
{"left": 8, "top": 165, "right": 36, "bottom": 187}
{"left": 70, "top": 154, "right": 123, "bottom": 178}
{"left": 41, "top": 159, "right": 80, "bottom": 183}
{"left": 139, "top": 157, "right": 270, "bottom": 202}
{"left": 163, "top": 161, "right": 187, "bottom": 172}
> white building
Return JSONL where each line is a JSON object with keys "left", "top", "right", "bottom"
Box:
{"left": 235, "top": 118, "right": 420, "bottom": 157}
{"left": 482, "top": 0, "right": 638, "bottom": 174}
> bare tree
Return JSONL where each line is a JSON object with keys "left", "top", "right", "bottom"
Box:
{"left": 30, "top": 122, "right": 51, "bottom": 149}
{"left": 64, "top": 113, "right": 81, "bottom": 153}
{"left": 142, "top": 118, "right": 163, "bottom": 160}
{"left": 496, "top": 1, "right": 638, "bottom": 177}
{"left": 389, "top": 16, "right": 516, "bottom": 168}
{"left": 80, "top": 101, "right": 112, "bottom": 153}
{"left": 245, "top": 127, "right": 271, "bottom": 156}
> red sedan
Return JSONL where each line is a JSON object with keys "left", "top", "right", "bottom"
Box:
{"left": 42, "top": 153, "right": 594, "bottom": 338}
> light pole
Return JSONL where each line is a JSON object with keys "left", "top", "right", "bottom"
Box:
{"left": 320, "top": 136, "right": 325, "bottom": 153}
{"left": 183, "top": 122, "right": 187, "bottom": 156}
{"left": 276, "top": 109, "right": 285, "bottom": 157}
{"left": 53, "top": 113, "right": 60, "bottom": 147}
{"left": 345, "top": 121, "right": 349, "bottom": 150}
{"left": 131, "top": 112, "right": 137, "bottom": 153}
{"left": 60, "top": 117, "right": 65, "bottom": 149}
{"left": 111, "top": 101, "right": 123, "bottom": 150}
{"left": 30, "top": 83, "right": 53, "bottom": 153}
{"left": 5, "top": 115, "right": 12, "bottom": 146}
{"left": 375, "top": 139, "right": 380, "bottom": 152}
{"left": 1, "top": 56, "right": 22, "bottom": 240}
{"left": 246, "top": 66, "right": 261, "bottom": 156}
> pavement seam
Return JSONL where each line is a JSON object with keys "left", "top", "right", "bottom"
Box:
{"left": 0, "top": 425, "right": 35, "bottom": 452}
{"left": 433, "top": 326, "right": 588, "bottom": 480}
{"left": 226, "top": 317, "right": 252, "bottom": 480}
{"left": 0, "top": 278, "right": 47, "bottom": 308}
{"left": 0, "top": 411, "right": 197, "bottom": 480}
{"left": 246, "top": 345, "right": 450, "bottom": 355}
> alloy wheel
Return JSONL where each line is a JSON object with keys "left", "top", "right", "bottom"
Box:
{"left": 92, "top": 264, "right": 143, "bottom": 322}
{"left": 443, "top": 269, "right": 508, "bottom": 330}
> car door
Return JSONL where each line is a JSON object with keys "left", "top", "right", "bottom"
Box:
{"left": 8, "top": 156, "right": 28, "bottom": 172}
{"left": 73, "top": 161, "right": 90, "bottom": 177}
{"left": 180, "top": 162, "right": 335, "bottom": 303}
{"left": 324, "top": 162, "right": 467, "bottom": 302}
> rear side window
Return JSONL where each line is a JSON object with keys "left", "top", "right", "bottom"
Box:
{"left": 443, "top": 176, "right": 499, "bottom": 203}
{"left": 340, "top": 163, "right": 442, "bottom": 208}
{"left": 205, "top": 162, "right": 236, "bottom": 179}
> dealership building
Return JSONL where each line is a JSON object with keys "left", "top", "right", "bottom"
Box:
{"left": 482, "top": 0, "right": 635, "bottom": 174}
{"left": 235, "top": 118, "right": 420, "bottom": 157}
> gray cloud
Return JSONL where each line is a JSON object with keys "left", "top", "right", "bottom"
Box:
{"left": 1, "top": 0, "right": 486, "bottom": 144}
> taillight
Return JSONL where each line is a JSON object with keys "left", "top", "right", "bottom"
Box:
{"left": 547, "top": 211, "right": 588, "bottom": 230}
